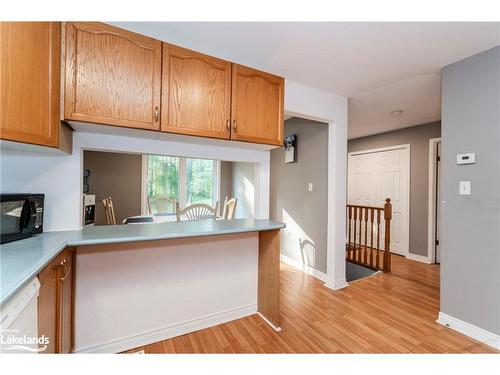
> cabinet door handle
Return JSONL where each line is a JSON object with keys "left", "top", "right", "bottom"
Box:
{"left": 232, "top": 120, "right": 237, "bottom": 134}
{"left": 154, "top": 107, "right": 159, "bottom": 123}
{"left": 225, "top": 120, "right": 230, "bottom": 134}
{"left": 60, "top": 260, "right": 70, "bottom": 282}
{"left": 52, "top": 259, "right": 69, "bottom": 281}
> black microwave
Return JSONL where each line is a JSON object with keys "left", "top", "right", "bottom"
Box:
{"left": 0, "top": 194, "right": 44, "bottom": 244}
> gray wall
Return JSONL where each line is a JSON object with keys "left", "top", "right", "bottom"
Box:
{"left": 270, "top": 118, "right": 328, "bottom": 273}
{"left": 231, "top": 162, "right": 255, "bottom": 218}
{"left": 441, "top": 46, "right": 500, "bottom": 335}
{"left": 348, "top": 122, "right": 441, "bottom": 256}
{"left": 84, "top": 151, "right": 142, "bottom": 225}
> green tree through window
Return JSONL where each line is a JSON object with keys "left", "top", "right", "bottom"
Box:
{"left": 147, "top": 155, "right": 216, "bottom": 214}
{"left": 147, "top": 155, "right": 179, "bottom": 203}
{"left": 186, "top": 158, "right": 214, "bottom": 206}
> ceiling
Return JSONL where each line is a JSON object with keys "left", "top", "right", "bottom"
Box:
{"left": 112, "top": 22, "right": 500, "bottom": 139}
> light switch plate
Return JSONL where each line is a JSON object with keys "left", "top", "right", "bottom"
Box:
{"left": 308, "top": 183, "right": 313, "bottom": 192}
{"left": 457, "top": 153, "right": 476, "bottom": 165}
{"left": 459, "top": 181, "right": 471, "bottom": 195}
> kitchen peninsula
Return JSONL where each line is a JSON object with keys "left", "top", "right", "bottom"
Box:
{"left": 0, "top": 219, "right": 284, "bottom": 353}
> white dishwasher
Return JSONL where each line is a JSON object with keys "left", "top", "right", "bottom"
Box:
{"left": 0, "top": 278, "right": 42, "bottom": 353}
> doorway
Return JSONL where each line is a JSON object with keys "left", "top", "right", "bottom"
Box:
{"left": 270, "top": 117, "right": 329, "bottom": 274}
{"left": 347, "top": 144, "right": 410, "bottom": 256}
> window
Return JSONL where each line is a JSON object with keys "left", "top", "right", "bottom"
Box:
{"left": 185, "top": 158, "right": 215, "bottom": 206}
{"left": 144, "top": 155, "right": 219, "bottom": 214}
{"left": 146, "top": 155, "right": 179, "bottom": 202}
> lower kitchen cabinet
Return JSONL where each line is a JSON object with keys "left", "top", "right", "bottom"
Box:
{"left": 38, "top": 248, "right": 74, "bottom": 353}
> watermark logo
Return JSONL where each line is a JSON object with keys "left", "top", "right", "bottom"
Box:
{"left": 0, "top": 329, "right": 49, "bottom": 353}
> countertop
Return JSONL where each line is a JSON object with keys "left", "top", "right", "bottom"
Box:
{"left": 0, "top": 218, "right": 285, "bottom": 307}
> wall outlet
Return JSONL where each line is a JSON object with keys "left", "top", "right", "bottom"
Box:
{"left": 308, "top": 183, "right": 313, "bottom": 192}
{"left": 459, "top": 181, "right": 471, "bottom": 195}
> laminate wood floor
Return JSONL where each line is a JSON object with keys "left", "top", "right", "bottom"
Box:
{"left": 124, "top": 256, "right": 497, "bottom": 354}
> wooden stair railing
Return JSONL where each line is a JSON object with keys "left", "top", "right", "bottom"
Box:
{"left": 346, "top": 198, "right": 392, "bottom": 272}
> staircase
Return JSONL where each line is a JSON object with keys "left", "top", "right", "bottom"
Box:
{"left": 346, "top": 198, "right": 392, "bottom": 272}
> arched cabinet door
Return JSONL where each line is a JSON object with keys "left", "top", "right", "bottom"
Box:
{"left": 64, "top": 22, "right": 162, "bottom": 131}
{"left": 161, "top": 44, "right": 232, "bottom": 139}
{"left": 230, "top": 64, "right": 284, "bottom": 146}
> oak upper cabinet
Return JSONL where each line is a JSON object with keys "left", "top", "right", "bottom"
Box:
{"left": 161, "top": 44, "right": 232, "bottom": 139}
{"left": 38, "top": 248, "right": 74, "bottom": 354}
{"left": 64, "top": 22, "right": 162, "bottom": 131}
{"left": 231, "top": 64, "right": 284, "bottom": 146}
{"left": 0, "top": 22, "right": 61, "bottom": 147}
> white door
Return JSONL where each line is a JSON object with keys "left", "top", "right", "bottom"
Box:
{"left": 348, "top": 146, "right": 410, "bottom": 256}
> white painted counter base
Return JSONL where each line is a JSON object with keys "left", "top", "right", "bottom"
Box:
{"left": 74, "top": 233, "right": 258, "bottom": 353}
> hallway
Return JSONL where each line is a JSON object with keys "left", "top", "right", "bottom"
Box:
{"left": 125, "top": 256, "right": 497, "bottom": 354}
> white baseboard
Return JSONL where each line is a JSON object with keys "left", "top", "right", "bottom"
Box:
{"left": 324, "top": 278, "right": 349, "bottom": 291}
{"left": 257, "top": 312, "right": 282, "bottom": 332}
{"left": 74, "top": 304, "right": 257, "bottom": 354}
{"left": 406, "top": 253, "right": 433, "bottom": 264}
{"left": 437, "top": 312, "right": 500, "bottom": 350}
{"left": 280, "top": 254, "right": 328, "bottom": 283}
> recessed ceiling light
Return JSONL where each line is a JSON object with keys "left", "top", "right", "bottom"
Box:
{"left": 391, "top": 110, "right": 403, "bottom": 117}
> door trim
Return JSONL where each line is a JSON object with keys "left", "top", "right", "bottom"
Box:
{"left": 427, "top": 137, "right": 441, "bottom": 264}
{"left": 347, "top": 143, "right": 411, "bottom": 256}
{"left": 348, "top": 143, "right": 410, "bottom": 157}
{"left": 141, "top": 155, "right": 148, "bottom": 215}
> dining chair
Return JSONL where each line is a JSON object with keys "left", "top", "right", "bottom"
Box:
{"left": 176, "top": 202, "right": 219, "bottom": 222}
{"left": 147, "top": 196, "right": 176, "bottom": 215}
{"left": 221, "top": 197, "right": 238, "bottom": 220}
{"left": 102, "top": 197, "right": 116, "bottom": 225}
